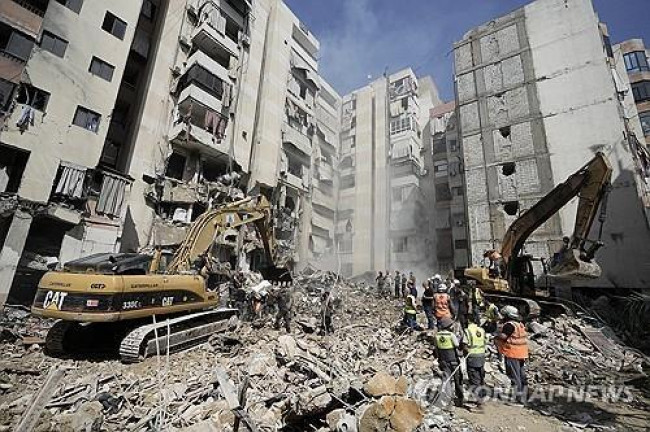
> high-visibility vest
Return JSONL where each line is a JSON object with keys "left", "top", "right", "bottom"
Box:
{"left": 433, "top": 293, "right": 452, "bottom": 319}
{"left": 404, "top": 296, "right": 417, "bottom": 315}
{"left": 464, "top": 323, "right": 486, "bottom": 356}
{"left": 435, "top": 330, "right": 456, "bottom": 350}
{"left": 484, "top": 304, "right": 499, "bottom": 322}
{"left": 496, "top": 321, "right": 529, "bottom": 359}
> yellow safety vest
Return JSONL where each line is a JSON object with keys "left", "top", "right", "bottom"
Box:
{"left": 435, "top": 330, "right": 456, "bottom": 350}
{"left": 464, "top": 323, "right": 486, "bottom": 356}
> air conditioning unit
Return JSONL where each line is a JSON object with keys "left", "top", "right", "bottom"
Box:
{"left": 179, "top": 35, "right": 192, "bottom": 49}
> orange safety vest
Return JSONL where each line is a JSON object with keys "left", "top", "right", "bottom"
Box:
{"left": 433, "top": 293, "right": 452, "bottom": 319}
{"left": 496, "top": 321, "right": 529, "bottom": 359}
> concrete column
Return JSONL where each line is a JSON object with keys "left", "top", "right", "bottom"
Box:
{"left": 0, "top": 209, "right": 33, "bottom": 306}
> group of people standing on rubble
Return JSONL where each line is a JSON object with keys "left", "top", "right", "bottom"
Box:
{"left": 386, "top": 272, "right": 529, "bottom": 411}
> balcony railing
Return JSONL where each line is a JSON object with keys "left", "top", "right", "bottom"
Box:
{"left": 0, "top": 0, "right": 46, "bottom": 40}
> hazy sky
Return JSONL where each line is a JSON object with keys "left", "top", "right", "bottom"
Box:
{"left": 284, "top": 0, "right": 650, "bottom": 100}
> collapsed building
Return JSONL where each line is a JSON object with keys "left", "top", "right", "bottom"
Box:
{"left": 0, "top": 0, "right": 342, "bottom": 305}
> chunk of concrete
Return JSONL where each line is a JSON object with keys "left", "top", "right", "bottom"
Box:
{"left": 358, "top": 396, "right": 423, "bottom": 432}
{"left": 363, "top": 372, "right": 407, "bottom": 397}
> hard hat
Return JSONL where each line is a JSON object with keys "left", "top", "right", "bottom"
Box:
{"left": 453, "top": 279, "right": 460, "bottom": 285}
{"left": 438, "top": 316, "right": 454, "bottom": 329}
{"left": 433, "top": 274, "right": 442, "bottom": 281}
{"left": 437, "top": 283, "right": 448, "bottom": 293}
{"left": 501, "top": 305, "right": 520, "bottom": 320}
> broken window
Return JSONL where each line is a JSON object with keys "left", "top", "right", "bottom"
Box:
{"left": 452, "top": 213, "right": 465, "bottom": 227}
{"left": 16, "top": 84, "right": 50, "bottom": 111}
{"left": 503, "top": 200, "right": 520, "bottom": 216}
{"left": 0, "top": 79, "right": 15, "bottom": 112}
{"left": 89, "top": 57, "right": 115, "bottom": 82}
{"left": 178, "top": 64, "right": 225, "bottom": 99}
{"left": 72, "top": 106, "right": 101, "bottom": 133}
{"left": 501, "top": 162, "right": 516, "bottom": 176}
{"left": 393, "top": 236, "right": 408, "bottom": 253}
{"left": 165, "top": 152, "right": 186, "bottom": 180}
{"left": 499, "top": 126, "right": 511, "bottom": 138}
{"left": 102, "top": 12, "right": 127, "bottom": 40}
{"left": 340, "top": 155, "right": 354, "bottom": 169}
{"left": 40, "top": 31, "right": 68, "bottom": 58}
{"left": 0, "top": 144, "right": 29, "bottom": 194}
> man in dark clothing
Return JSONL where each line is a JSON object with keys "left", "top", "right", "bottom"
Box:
{"left": 376, "top": 271, "right": 386, "bottom": 296}
{"left": 401, "top": 273, "right": 408, "bottom": 298}
{"left": 393, "top": 271, "right": 402, "bottom": 298}
{"left": 320, "top": 291, "right": 335, "bottom": 335}
{"left": 434, "top": 316, "right": 465, "bottom": 408}
{"left": 422, "top": 281, "right": 436, "bottom": 329}
{"left": 457, "top": 285, "right": 470, "bottom": 329}
{"left": 273, "top": 282, "right": 293, "bottom": 332}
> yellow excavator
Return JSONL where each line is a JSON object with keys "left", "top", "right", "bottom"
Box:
{"left": 464, "top": 152, "right": 613, "bottom": 314}
{"left": 31, "top": 195, "right": 291, "bottom": 362}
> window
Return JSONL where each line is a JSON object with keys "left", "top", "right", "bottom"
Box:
{"left": 392, "top": 185, "right": 411, "bottom": 203}
{"left": 393, "top": 236, "right": 408, "bottom": 253}
{"left": 452, "top": 186, "right": 464, "bottom": 197}
{"left": 0, "top": 79, "right": 16, "bottom": 112}
{"left": 16, "top": 84, "right": 50, "bottom": 111}
{"left": 435, "top": 183, "right": 452, "bottom": 202}
{"left": 448, "top": 139, "right": 458, "bottom": 152}
{"left": 340, "top": 175, "right": 355, "bottom": 189}
{"left": 602, "top": 34, "right": 613, "bottom": 58}
{"left": 178, "top": 64, "right": 224, "bottom": 99}
{"left": 632, "top": 81, "right": 650, "bottom": 102}
{"left": 102, "top": 12, "right": 127, "bottom": 40}
{"left": 89, "top": 57, "right": 115, "bottom": 82}
{"left": 2, "top": 31, "right": 34, "bottom": 61}
{"left": 55, "top": 0, "right": 83, "bottom": 14}
{"left": 432, "top": 138, "right": 446, "bottom": 154}
{"left": 390, "top": 114, "right": 416, "bottom": 135}
{"left": 455, "top": 239, "right": 468, "bottom": 250}
{"left": 73, "top": 106, "right": 101, "bottom": 133}
{"left": 433, "top": 161, "right": 448, "bottom": 178}
{"left": 640, "top": 112, "right": 650, "bottom": 137}
{"left": 40, "top": 31, "right": 68, "bottom": 58}
{"left": 624, "top": 51, "right": 650, "bottom": 73}
{"left": 452, "top": 213, "right": 465, "bottom": 227}
{"left": 166, "top": 153, "right": 186, "bottom": 180}
{"left": 141, "top": 0, "right": 156, "bottom": 20}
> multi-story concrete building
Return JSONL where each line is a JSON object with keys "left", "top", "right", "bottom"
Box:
{"left": 336, "top": 69, "right": 441, "bottom": 278}
{"left": 0, "top": 0, "right": 345, "bottom": 305}
{"left": 454, "top": 0, "right": 650, "bottom": 289}
{"left": 422, "top": 101, "right": 469, "bottom": 272}
{"left": 615, "top": 39, "right": 650, "bottom": 146}
{"left": 0, "top": 0, "right": 145, "bottom": 304}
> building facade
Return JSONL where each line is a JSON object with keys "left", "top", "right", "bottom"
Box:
{"left": 454, "top": 0, "right": 650, "bottom": 288}
{"left": 336, "top": 69, "right": 441, "bottom": 278}
{"left": 615, "top": 39, "right": 650, "bottom": 146}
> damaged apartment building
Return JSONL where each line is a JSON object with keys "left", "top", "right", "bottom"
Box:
{"left": 0, "top": 0, "right": 341, "bottom": 305}
{"left": 454, "top": 0, "right": 650, "bottom": 289}
{"left": 336, "top": 69, "right": 442, "bottom": 278}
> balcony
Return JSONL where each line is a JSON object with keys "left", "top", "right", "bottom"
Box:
{"left": 282, "top": 172, "right": 306, "bottom": 191}
{"left": 49, "top": 163, "right": 132, "bottom": 222}
{"left": 0, "top": 0, "right": 47, "bottom": 40}
{"left": 312, "top": 187, "right": 334, "bottom": 209}
{"left": 317, "top": 162, "right": 333, "bottom": 182}
{"left": 192, "top": 17, "right": 239, "bottom": 62}
{"left": 185, "top": 50, "right": 231, "bottom": 88}
{"left": 311, "top": 211, "right": 333, "bottom": 233}
{"left": 178, "top": 81, "right": 223, "bottom": 114}
{"left": 282, "top": 124, "right": 311, "bottom": 156}
{"left": 0, "top": 51, "right": 24, "bottom": 83}
{"left": 170, "top": 103, "right": 230, "bottom": 159}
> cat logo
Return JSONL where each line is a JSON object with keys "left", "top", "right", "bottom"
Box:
{"left": 43, "top": 291, "right": 68, "bottom": 311}
{"left": 90, "top": 283, "right": 106, "bottom": 290}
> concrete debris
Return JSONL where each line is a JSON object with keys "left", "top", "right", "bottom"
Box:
{"left": 0, "top": 271, "right": 647, "bottom": 431}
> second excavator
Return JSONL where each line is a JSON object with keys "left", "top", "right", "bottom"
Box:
{"left": 31, "top": 195, "right": 291, "bottom": 362}
{"left": 464, "top": 152, "right": 613, "bottom": 315}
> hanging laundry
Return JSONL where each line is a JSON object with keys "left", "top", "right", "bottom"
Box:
{"left": 16, "top": 105, "right": 35, "bottom": 134}
{"left": 55, "top": 162, "right": 87, "bottom": 198}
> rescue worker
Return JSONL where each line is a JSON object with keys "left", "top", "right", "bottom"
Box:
{"left": 393, "top": 270, "right": 402, "bottom": 298}
{"left": 422, "top": 281, "right": 436, "bottom": 329}
{"left": 463, "top": 317, "right": 487, "bottom": 410}
{"left": 470, "top": 281, "right": 485, "bottom": 324}
{"left": 496, "top": 305, "right": 529, "bottom": 403}
{"left": 434, "top": 316, "right": 465, "bottom": 408}
{"left": 456, "top": 282, "right": 470, "bottom": 329}
{"left": 401, "top": 272, "right": 408, "bottom": 298}
{"left": 273, "top": 282, "right": 293, "bottom": 332}
{"left": 483, "top": 301, "right": 501, "bottom": 333}
{"left": 449, "top": 280, "right": 462, "bottom": 320}
{"left": 407, "top": 278, "right": 418, "bottom": 298}
{"left": 320, "top": 290, "right": 335, "bottom": 335}
{"left": 376, "top": 271, "right": 386, "bottom": 296}
{"left": 385, "top": 271, "right": 393, "bottom": 298}
{"left": 484, "top": 249, "right": 503, "bottom": 278}
{"left": 433, "top": 283, "right": 455, "bottom": 321}
{"left": 403, "top": 294, "right": 421, "bottom": 330}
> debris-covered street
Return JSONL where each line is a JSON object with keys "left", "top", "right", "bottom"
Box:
{"left": 1, "top": 271, "right": 648, "bottom": 431}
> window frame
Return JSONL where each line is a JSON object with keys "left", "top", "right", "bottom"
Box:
{"left": 632, "top": 81, "right": 650, "bottom": 103}
{"left": 72, "top": 106, "right": 101, "bottom": 133}
{"left": 624, "top": 51, "right": 650, "bottom": 73}
{"left": 102, "top": 12, "right": 127, "bottom": 40}
{"left": 393, "top": 236, "right": 408, "bottom": 253}
{"left": 639, "top": 111, "right": 650, "bottom": 137}
{"left": 40, "top": 30, "right": 68, "bottom": 58}
{"left": 89, "top": 56, "right": 115, "bottom": 82}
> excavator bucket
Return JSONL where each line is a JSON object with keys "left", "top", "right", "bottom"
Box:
{"left": 549, "top": 249, "right": 602, "bottom": 279}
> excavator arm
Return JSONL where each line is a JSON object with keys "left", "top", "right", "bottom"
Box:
{"left": 165, "top": 195, "right": 278, "bottom": 274}
{"left": 499, "top": 152, "right": 612, "bottom": 280}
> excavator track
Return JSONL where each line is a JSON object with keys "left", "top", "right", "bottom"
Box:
{"left": 484, "top": 292, "right": 575, "bottom": 319}
{"left": 119, "top": 308, "right": 239, "bottom": 363}
{"left": 45, "top": 320, "right": 74, "bottom": 355}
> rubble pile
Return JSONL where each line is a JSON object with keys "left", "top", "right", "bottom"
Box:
{"left": 0, "top": 276, "right": 647, "bottom": 431}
